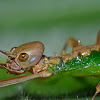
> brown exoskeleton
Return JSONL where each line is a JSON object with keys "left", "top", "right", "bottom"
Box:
{"left": 0, "top": 41, "right": 53, "bottom": 87}
{"left": 0, "top": 32, "right": 100, "bottom": 100}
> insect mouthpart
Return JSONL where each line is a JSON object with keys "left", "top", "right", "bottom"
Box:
{"left": 6, "top": 59, "right": 25, "bottom": 75}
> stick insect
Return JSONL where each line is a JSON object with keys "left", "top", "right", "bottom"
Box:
{"left": 0, "top": 32, "right": 100, "bottom": 100}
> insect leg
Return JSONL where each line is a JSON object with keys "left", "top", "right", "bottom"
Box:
{"left": 91, "top": 82, "right": 100, "bottom": 100}
{"left": 61, "top": 38, "right": 81, "bottom": 55}
{"left": 96, "top": 31, "right": 100, "bottom": 45}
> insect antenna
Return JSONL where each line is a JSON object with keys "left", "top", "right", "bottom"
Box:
{"left": 0, "top": 50, "right": 16, "bottom": 58}
{"left": 0, "top": 73, "right": 42, "bottom": 87}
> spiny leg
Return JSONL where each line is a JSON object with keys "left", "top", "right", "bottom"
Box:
{"left": 91, "top": 82, "right": 100, "bottom": 100}
{"left": 96, "top": 31, "right": 100, "bottom": 45}
{"left": 61, "top": 38, "right": 81, "bottom": 55}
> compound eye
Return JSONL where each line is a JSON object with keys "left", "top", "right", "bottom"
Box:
{"left": 18, "top": 53, "right": 29, "bottom": 62}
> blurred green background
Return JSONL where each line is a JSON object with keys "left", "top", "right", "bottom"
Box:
{"left": 0, "top": 0, "right": 100, "bottom": 100}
